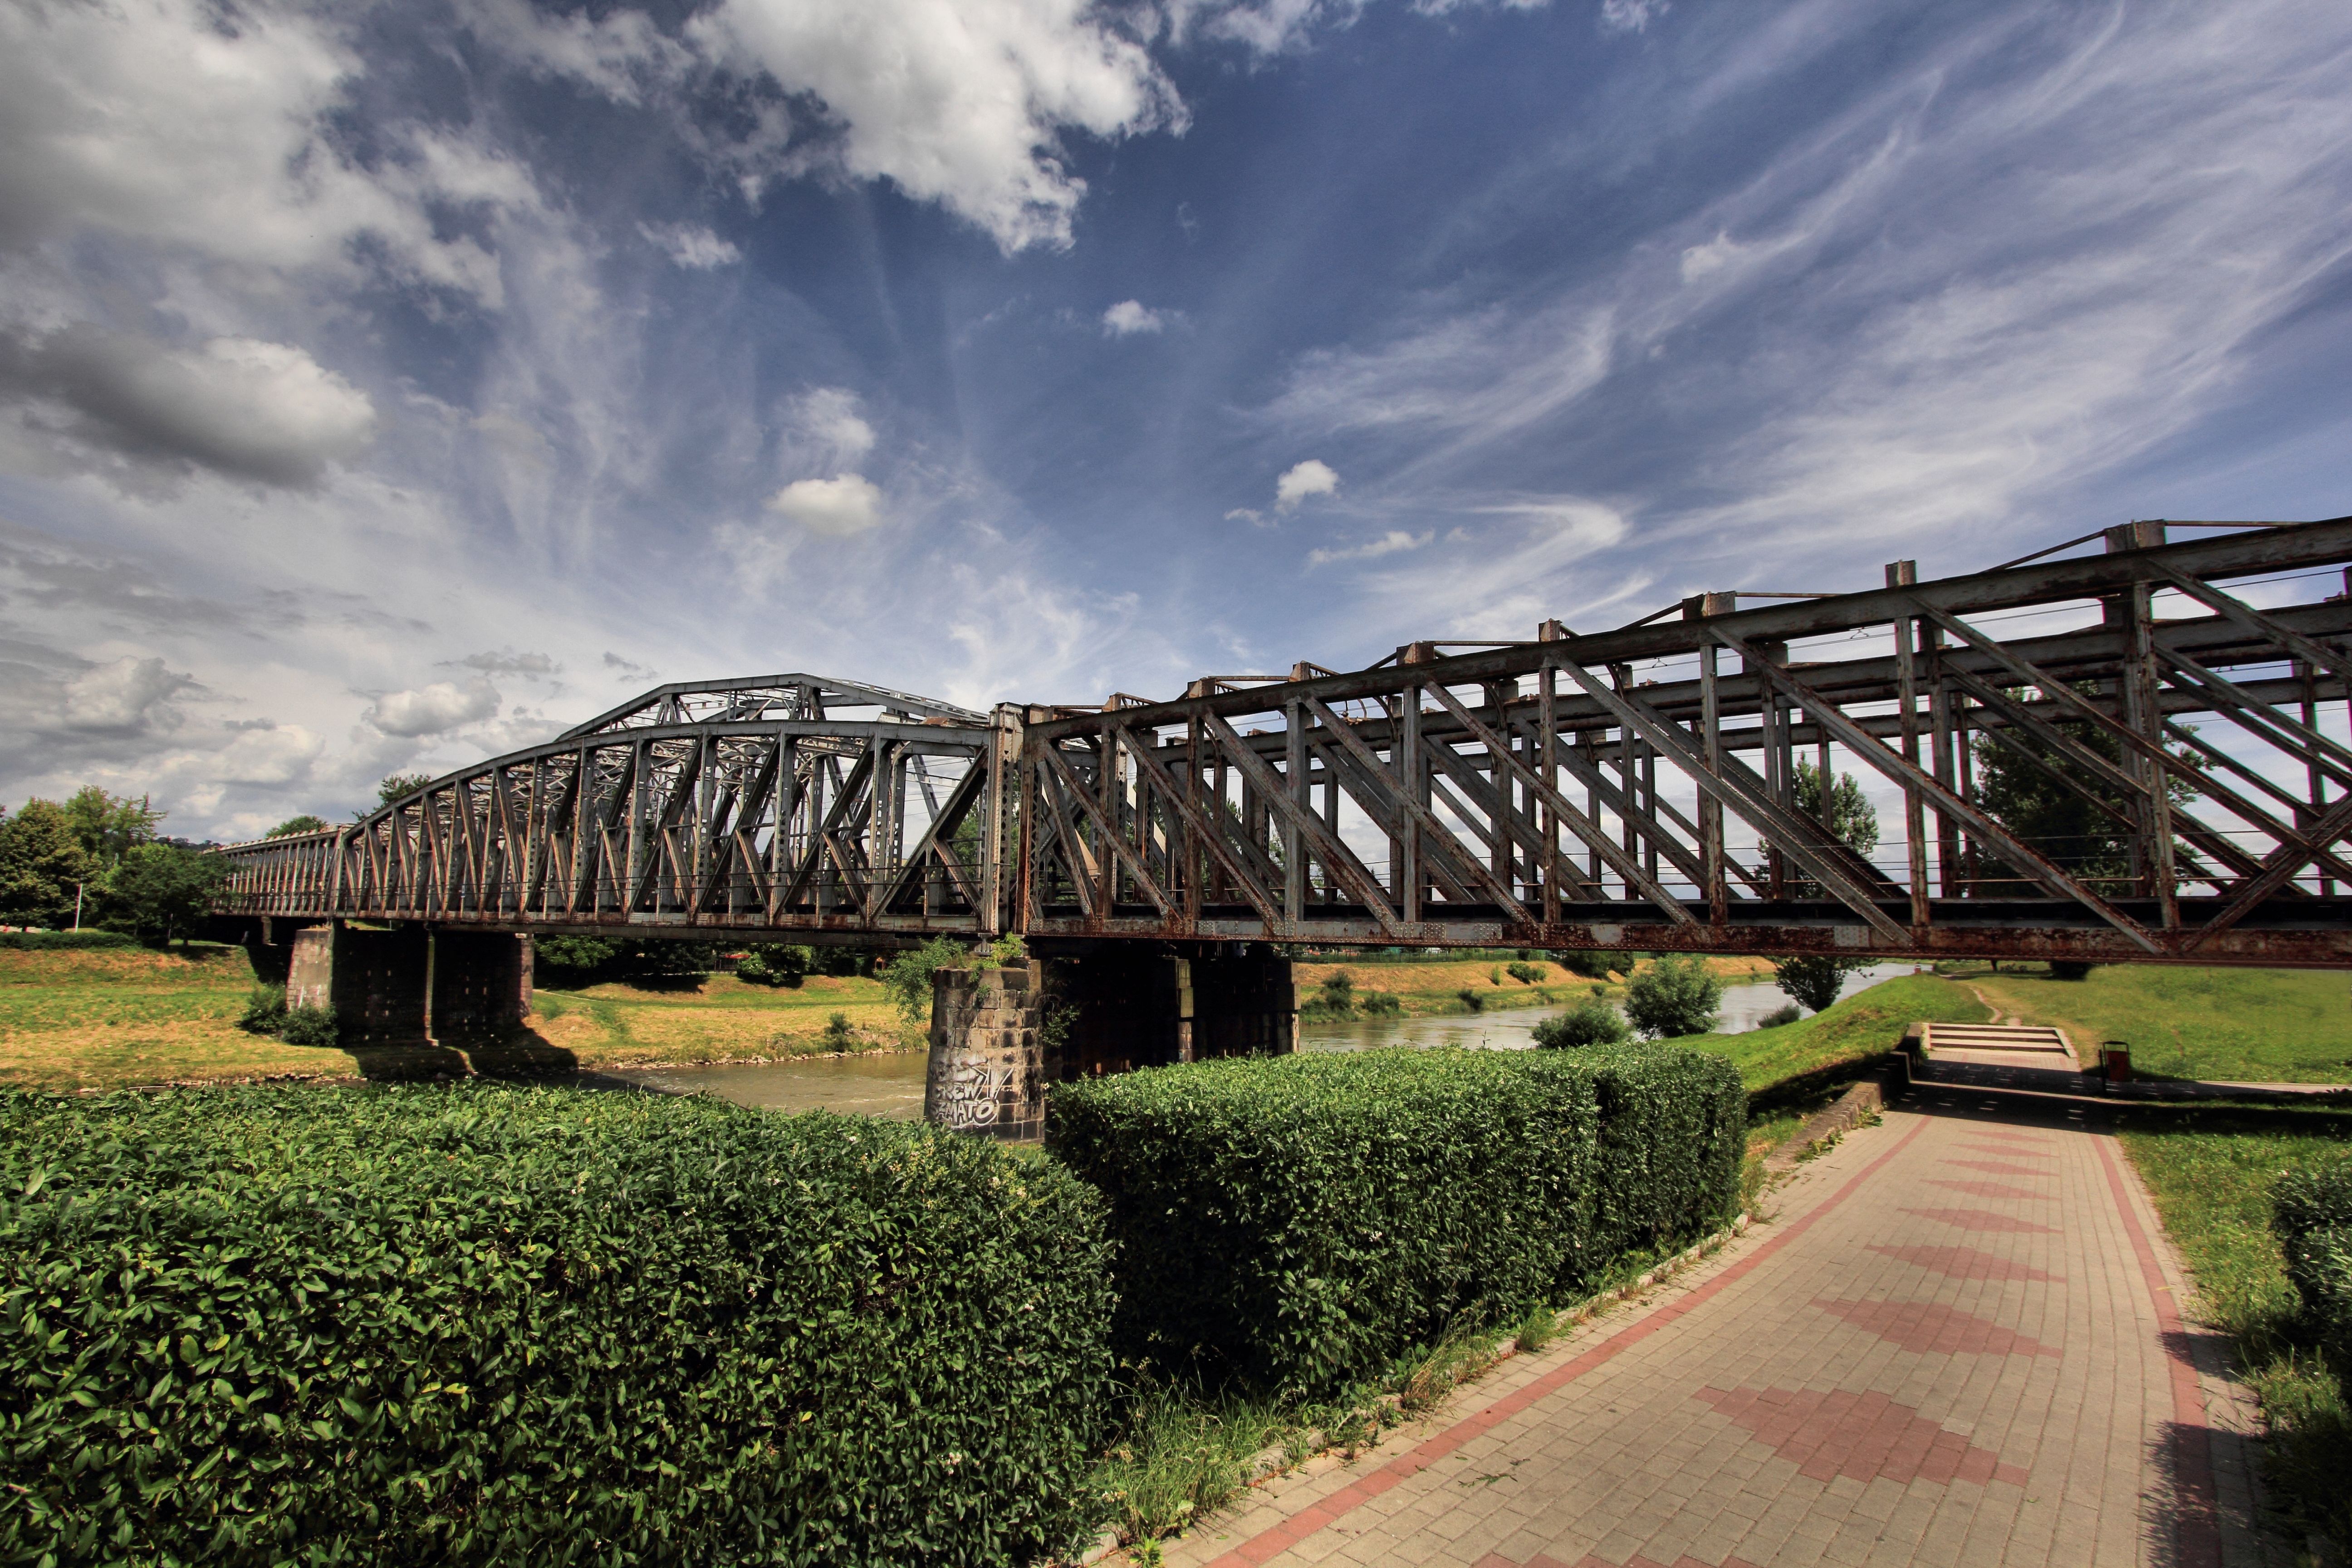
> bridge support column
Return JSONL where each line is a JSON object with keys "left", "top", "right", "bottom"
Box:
{"left": 925, "top": 962, "right": 1052, "bottom": 1138}
{"left": 285, "top": 924, "right": 531, "bottom": 1047}
{"left": 924, "top": 944, "right": 1298, "bottom": 1138}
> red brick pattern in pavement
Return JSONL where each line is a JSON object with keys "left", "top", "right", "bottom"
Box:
{"left": 1937, "top": 1159, "right": 2053, "bottom": 1177}
{"left": 1921, "top": 1179, "right": 2056, "bottom": 1201}
{"left": 1163, "top": 1099, "right": 2237, "bottom": 1568}
{"left": 1898, "top": 1205, "right": 2059, "bottom": 1234}
{"left": 1809, "top": 1298, "right": 2062, "bottom": 1357}
{"left": 1864, "top": 1244, "right": 2062, "bottom": 1283}
{"left": 1688, "top": 1386, "right": 2033, "bottom": 1488}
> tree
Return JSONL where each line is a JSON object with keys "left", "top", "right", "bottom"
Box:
{"left": 1532, "top": 998, "right": 1631, "bottom": 1049}
{"left": 374, "top": 774, "right": 435, "bottom": 809}
{"left": 1971, "top": 684, "right": 2196, "bottom": 888}
{"left": 1772, "top": 954, "right": 1867, "bottom": 1015}
{"left": 1622, "top": 955, "right": 1723, "bottom": 1039}
{"left": 1792, "top": 761, "right": 1878, "bottom": 856}
{"left": 62, "top": 786, "right": 163, "bottom": 865}
{"left": 266, "top": 815, "right": 330, "bottom": 838}
{"left": 880, "top": 936, "right": 974, "bottom": 1025}
{"left": 0, "top": 801, "right": 94, "bottom": 929}
{"left": 109, "top": 842, "right": 227, "bottom": 944}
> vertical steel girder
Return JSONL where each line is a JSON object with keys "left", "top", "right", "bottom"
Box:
{"left": 213, "top": 677, "right": 999, "bottom": 937}
{"left": 216, "top": 520, "right": 2352, "bottom": 964}
{"left": 1013, "top": 516, "right": 2352, "bottom": 965}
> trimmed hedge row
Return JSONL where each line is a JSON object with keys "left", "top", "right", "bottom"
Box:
{"left": 1046, "top": 1044, "right": 1744, "bottom": 1396}
{"left": 0, "top": 1087, "right": 1116, "bottom": 1567}
{"left": 2274, "top": 1156, "right": 2352, "bottom": 1396}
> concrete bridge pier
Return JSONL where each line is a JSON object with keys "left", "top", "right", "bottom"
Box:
{"left": 924, "top": 943, "right": 1298, "bottom": 1138}
{"left": 277, "top": 923, "right": 533, "bottom": 1046}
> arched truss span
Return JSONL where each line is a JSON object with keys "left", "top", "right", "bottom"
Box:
{"left": 216, "top": 676, "right": 1010, "bottom": 937}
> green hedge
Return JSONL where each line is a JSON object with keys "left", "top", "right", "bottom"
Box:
{"left": 1046, "top": 1044, "right": 1743, "bottom": 1397}
{"left": 2274, "top": 1157, "right": 2352, "bottom": 1395}
{"left": 0, "top": 1087, "right": 1116, "bottom": 1566}
{"left": 0, "top": 930, "right": 139, "bottom": 951}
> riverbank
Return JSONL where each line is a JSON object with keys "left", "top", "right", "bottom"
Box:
{"left": 0, "top": 943, "right": 911, "bottom": 1092}
{"left": 1292, "top": 952, "right": 1775, "bottom": 1018}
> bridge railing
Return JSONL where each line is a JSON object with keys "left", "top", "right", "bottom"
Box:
{"left": 1012, "top": 518, "right": 2352, "bottom": 965}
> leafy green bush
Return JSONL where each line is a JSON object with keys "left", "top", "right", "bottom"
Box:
{"left": 2276, "top": 1158, "right": 2352, "bottom": 1394}
{"left": 1455, "top": 987, "right": 1484, "bottom": 1012}
{"left": 1505, "top": 961, "right": 1546, "bottom": 985}
{"left": 1360, "top": 990, "right": 1401, "bottom": 1017}
{"left": 1550, "top": 950, "right": 1618, "bottom": 980}
{"left": 1531, "top": 999, "right": 1630, "bottom": 1049}
{"left": 0, "top": 1087, "right": 1117, "bottom": 1567}
{"left": 1756, "top": 1002, "right": 1803, "bottom": 1029}
{"left": 1624, "top": 955, "right": 1722, "bottom": 1038}
{"left": 822, "top": 1010, "right": 858, "bottom": 1050}
{"left": 0, "top": 930, "right": 138, "bottom": 951}
{"left": 1770, "top": 955, "right": 1869, "bottom": 1015}
{"left": 239, "top": 982, "right": 287, "bottom": 1034}
{"left": 734, "top": 943, "right": 811, "bottom": 986}
{"left": 279, "top": 1002, "right": 339, "bottom": 1046}
{"left": 1047, "top": 1045, "right": 1743, "bottom": 1397}
{"left": 1300, "top": 971, "right": 1358, "bottom": 1022}
{"left": 881, "top": 936, "right": 977, "bottom": 1024}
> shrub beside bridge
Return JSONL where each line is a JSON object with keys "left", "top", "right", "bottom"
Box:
{"left": 1049, "top": 1044, "right": 1746, "bottom": 1398}
{"left": 0, "top": 1087, "right": 1116, "bottom": 1567}
{"left": 1, "top": 1047, "right": 1744, "bottom": 1561}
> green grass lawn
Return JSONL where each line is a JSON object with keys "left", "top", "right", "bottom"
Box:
{"left": 2115, "top": 1104, "right": 2352, "bottom": 1548}
{"left": 0, "top": 944, "right": 910, "bottom": 1091}
{"left": 1962, "top": 963, "right": 2352, "bottom": 1084}
{"left": 1693, "top": 973, "right": 1990, "bottom": 1105}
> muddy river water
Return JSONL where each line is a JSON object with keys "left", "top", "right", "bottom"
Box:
{"left": 605, "top": 964, "right": 1919, "bottom": 1118}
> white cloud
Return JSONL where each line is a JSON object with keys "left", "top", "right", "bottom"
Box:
{"left": 764, "top": 472, "right": 884, "bottom": 535}
{"left": 0, "top": 0, "right": 524, "bottom": 300}
{"left": 1225, "top": 506, "right": 1268, "bottom": 526}
{"left": 787, "top": 388, "right": 877, "bottom": 466}
{"left": 215, "top": 722, "right": 322, "bottom": 785}
{"left": 0, "top": 328, "right": 376, "bottom": 487}
{"left": 1678, "top": 231, "right": 1742, "bottom": 282}
{"left": 638, "top": 220, "right": 742, "bottom": 269}
{"left": 1102, "top": 299, "right": 1167, "bottom": 336}
{"left": 1275, "top": 458, "right": 1341, "bottom": 510}
{"left": 1599, "top": 0, "right": 1666, "bottom": 35}
{"left": 1306, "top": 528, "right": 1430, "bottom": 567}
{"left": 59, "top": 656, "right": 191, "bottom": 733}
{"left": 458, "top": 649, "right": 557, "bottom": 675}
{"left": 368, "top": 678, "right": 502, "bottom": 737}
{"left": 684, "top": 0, "right": 1186, "bottom": 253}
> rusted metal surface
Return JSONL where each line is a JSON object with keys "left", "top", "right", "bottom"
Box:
{"left": 215, "top": 676, "right": 1008, "bottom": 938}
{"left": 216, "top": 520, "right": 2352, "bottom": 965}
{"left": 1014, "top": 516, "right": 2352, "bottom": 966}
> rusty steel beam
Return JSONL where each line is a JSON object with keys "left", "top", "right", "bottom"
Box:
{"left": 215, "top": 521, "right": 2352, "bottom": 965}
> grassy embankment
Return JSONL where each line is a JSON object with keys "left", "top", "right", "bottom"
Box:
{"left": 1292, "top": 952, "right": 1774, "bottom": 1018}
{"left": 0, "top": 942, "right": 904, "bottom": 1093}
{"left": 1954, "top": 961, "right": 2352, "bottom": 1084}
{"left": 2117, "top": 1105, "right": 2352, "bottom": 1548}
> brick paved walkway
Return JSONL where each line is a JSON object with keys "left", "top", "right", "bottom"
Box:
{"left": 1162, "top": 1092, "right": 2274, "bottom": 1568}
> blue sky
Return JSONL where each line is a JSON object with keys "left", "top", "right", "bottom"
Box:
{"left": 1, "top": 0, "right": 2348, "bottom": 838}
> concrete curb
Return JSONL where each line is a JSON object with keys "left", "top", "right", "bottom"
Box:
{"left": 1765, "top": 1077, "right": 1885, "bottom": 1171}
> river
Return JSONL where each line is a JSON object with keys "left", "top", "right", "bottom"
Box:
{"left": 605, "top": 963, "right": 1921, "bottom": 1117}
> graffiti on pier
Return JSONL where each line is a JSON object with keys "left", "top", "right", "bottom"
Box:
{"left": 928, "top": 1050, "right": 1018, "bottom": 1130}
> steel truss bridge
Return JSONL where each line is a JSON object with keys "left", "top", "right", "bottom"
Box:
{"left": 216, "top": 517, "right": 2352, "bottom": 965}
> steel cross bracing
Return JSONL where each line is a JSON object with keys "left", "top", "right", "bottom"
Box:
{"left": 216, "top": 518, "right": 2352, "bottom": 963}
{"left": 1015, "top": 517, "right": 2352, "bottom": 965}
{"left": 215, "top": 676, "right": 1014, "bottom": 938}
